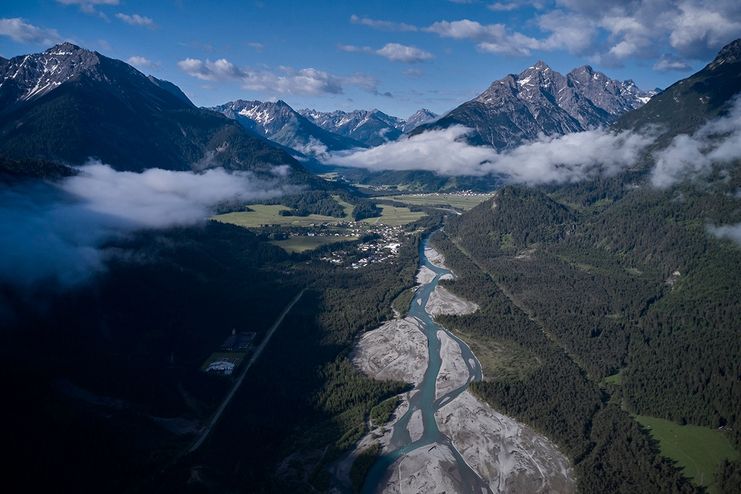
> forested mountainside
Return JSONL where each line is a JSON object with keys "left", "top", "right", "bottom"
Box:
{"left": 0, "top": 43, "right": 303, "bottom": 177}
{"left": 430, "top": 39, "right": 741, "bottom": 493}
{"left": 432, "top": 231, "right": 695, "bottom": 494}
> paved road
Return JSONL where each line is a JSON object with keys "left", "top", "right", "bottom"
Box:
{"left": 188, "top": 288, "right": 307, "bottom": 453}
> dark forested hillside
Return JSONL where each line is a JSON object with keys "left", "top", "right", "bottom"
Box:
{"left": 431, "top": 231, "right": 695, "bottom": 494}
{"left": 0, "top": 43, "right": 305, "bottom": 179}
{"left": 440, "top": 155, "right": 740, "bottom": 487}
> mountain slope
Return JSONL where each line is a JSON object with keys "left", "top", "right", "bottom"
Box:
{"left": 402, "top": 108, "right": 438, "bottom": 133}
{"left": 213, "top": 99, "right": 363, "bottom": 154}
{"left": 0, "top": 43, "right": 303, "bottom": 176}
{"left": 299, "top": 108, "right": 404, "bottom": 146}
{"left": 441, "top": 40, "right": 741, "bottom": 490}
{"left": 616, "top": 38, "right": 741, "bottom": 139}
{"left": 414, "top": 61, "right": 655, "bottom": 149}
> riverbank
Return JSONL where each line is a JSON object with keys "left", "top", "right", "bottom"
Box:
{"left": 344, "top": 236, "right": 575, "bottom": 493}
{"left": 351, "top": 317, "right": 428, "bottom": 386}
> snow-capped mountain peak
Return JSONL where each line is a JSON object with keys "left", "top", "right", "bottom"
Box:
{"left": 0, "top": 42, "right": 101, "bottom": 102}
{"left": 402, "top": 108, "right": 439, "bottom": 132}
{"left": 414, "top": 61, "right": 657, "bottom": 150}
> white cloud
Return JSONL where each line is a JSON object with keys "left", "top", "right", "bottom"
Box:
{"left": 0, "top": 18, "right": 62, "bottom": 45}
{"left": 537, "top": 10, "right": 596, "bottom": 54}
{"left": 242, "top": 67, "right": 344, "bottom": 95}
{"left": 56, "top": 0, "right": 119, "bottom": 16}
{"left": 338, "top": 44, "right": 374, "bottom": 54}
{"left": 668, "top": 2, "right": 741, "bottom": 58}
{"left": 653, "top": 54, "right": 692, "bottom": 71}
{"left": 115, "top": 13, "right": 156, "bottom": 28}
{"left": 651, "top": 97, "right": 741, "bottom": 187}
{"left": 177, "top": 58, "right": 245, "bottom": 81}
{"left": 178, "top": 57, "right": 382, "bottom": 96}
{"left": 327, "top": 125, "right": 654, "bottom": 183}
{"left": 426, "top": 19, "right": 541, "bottom": 55}
{"left": 558, "top": 0, "right": 741, "bottom": 63}
{"left": 707, "top": 223, "right": 741, "bottom": 246}
{"left": 425, "top": 2, "right": 741, "bottom": 66}
{"left": 488, "top": 2, "right": 521, "bottom": 11}
{"left": 377, "top": 43, "right": 434, "bottom": 63}
{"left": 350, "top": 14, "right": 418, "bottom": 32}
{"left": 0, "top": 163, "right": 289, "bottom": 288}
{"left": 340, "top": 43, "right": 433, "bottom": 63}
{"left": 126, "top": 56, "right": 157, "bottom": 69}
{"left": 247, "top": 42, "right": 264, "bottom": 52}
{"left": 63, "top": 163, "right": 284, "bottom": 228}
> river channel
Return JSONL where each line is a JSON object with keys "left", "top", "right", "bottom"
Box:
{"left": 361, "top": 236, "right": 492, "bottom": 494}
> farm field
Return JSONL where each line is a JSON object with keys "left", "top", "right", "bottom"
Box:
{"left": 389, "top": 193, "right": 495, "bottom": 211}
{"left": 360, "top": 204, "right": 426, "bottom": 226}
{"left": 213, "top": 199, "right": 425, "bottom": 229}
{"left": 270, "top": 235, "right": 358, "bottom": 253}
{"left": 212, "top": 205, "right": 340, "bottom": 228}
{"left": 212, "top": 195, "right": 355, "bottom": 228}
{"left": 634, "top": 415, "right": 738, "bottom": 493}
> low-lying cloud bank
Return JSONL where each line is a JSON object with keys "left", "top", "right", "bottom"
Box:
{"left": 0, "top": 164, "right": 287, "bottom": 288}
{"left": 327, "top": 98, "right": 741, "bottom": 189}
{"left": 707, "top": 223, "right": 741, "bottom": 246}
{"left": 651, "top": 97, "right": 741, "bottom": 187}
{"left": 328, "top": 125, "right": 655, "bottom": 184}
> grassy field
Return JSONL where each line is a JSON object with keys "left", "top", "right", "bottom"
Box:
{"left": 213, "top": 195, "right": 354, "bottom": 228}
{"left": 450, "top": 330, "right": 540, "bottom": 382}
{"left": 213, "top": 197, "right": 425, "bottom": 229}
{"left": 213, "top": 205, "right": 341, "bottom": 228}
{"left": 360, "top": 204, "right": 426, "bottom": 226}
{"left": 270, "top": 235, "right": 358, "bottom": 253}
{"left": 389, "top": 193, "right": 495, "bottom": 211}
{"left": 603, "top": 371, "right": 623, "bottom": 385}
{"left": 635, "top": 415, "right": 738, "bottom": 492}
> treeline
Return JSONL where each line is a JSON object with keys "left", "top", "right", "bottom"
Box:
{"left": 432, "top": 232, "right": 696, "bottom": 493}
{"left": 351, "top": 199, "right": 382, "bottom": 221}
{"left": 442, "top": 167, "right": 741, "bottom": 485}
{"left": 265, "top": 190, "right": 347, "bottom": 217}
{"left": 168, "top": 227, "right": 425, "bottom": 492}
{"left": 445, "top": 179, "right": 740, "bottom": 442}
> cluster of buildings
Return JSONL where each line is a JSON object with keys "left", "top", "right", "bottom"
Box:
{"left": 319, "top": 223, "right": 406, "bottom": 269}
{"left": 202, "top": 330, "right": 256, "bottom": 376}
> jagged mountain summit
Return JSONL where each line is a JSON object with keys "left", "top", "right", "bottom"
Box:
{"left": 402, "top": 108, "right": 438, "bottom": 133}
{"left": 414, "top": 61, "right": 656, "bottom": 149}
{"left": 0, "top": 43, "right": 303, "bottom": 176}
{"left": 298, "top": 108, "right": 405, "bottom": 147}
{"left": 212, "top": 99, "right": 364, "bottom": 155}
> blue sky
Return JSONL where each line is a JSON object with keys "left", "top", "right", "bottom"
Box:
{"left": 1, "top": 1, "right": 740, "bottom": 117}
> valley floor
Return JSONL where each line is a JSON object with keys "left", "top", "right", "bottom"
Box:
{"left": 340, "top": 242, "right": 575, "bottom": 493}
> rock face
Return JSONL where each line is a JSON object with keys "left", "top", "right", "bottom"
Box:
{"left": 299, "top": 108, "right": 405, "bottom": 146}
{"left": 212, "top": 99, "right": 363, "bottom": 154}
{"left": 0, "top": 43, "right": 304, "bottom": 176}
{"left": 414, "top": 61, "right": 656, "bottom": 149}
{"left": 402, "top": 108, "right": 438, "bottom": 133}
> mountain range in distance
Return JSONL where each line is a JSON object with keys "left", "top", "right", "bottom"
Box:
{"left": 413, "top": 61, "right": 658, "bottom": 149}
{"left": 212, "top": 100, "right": 440, "bottom": 154}
{"left": 213, "top": 63, "right": 657, "bottom": 158}
{"left": 0, "top": 41, "right": 660, "bottom": 183}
